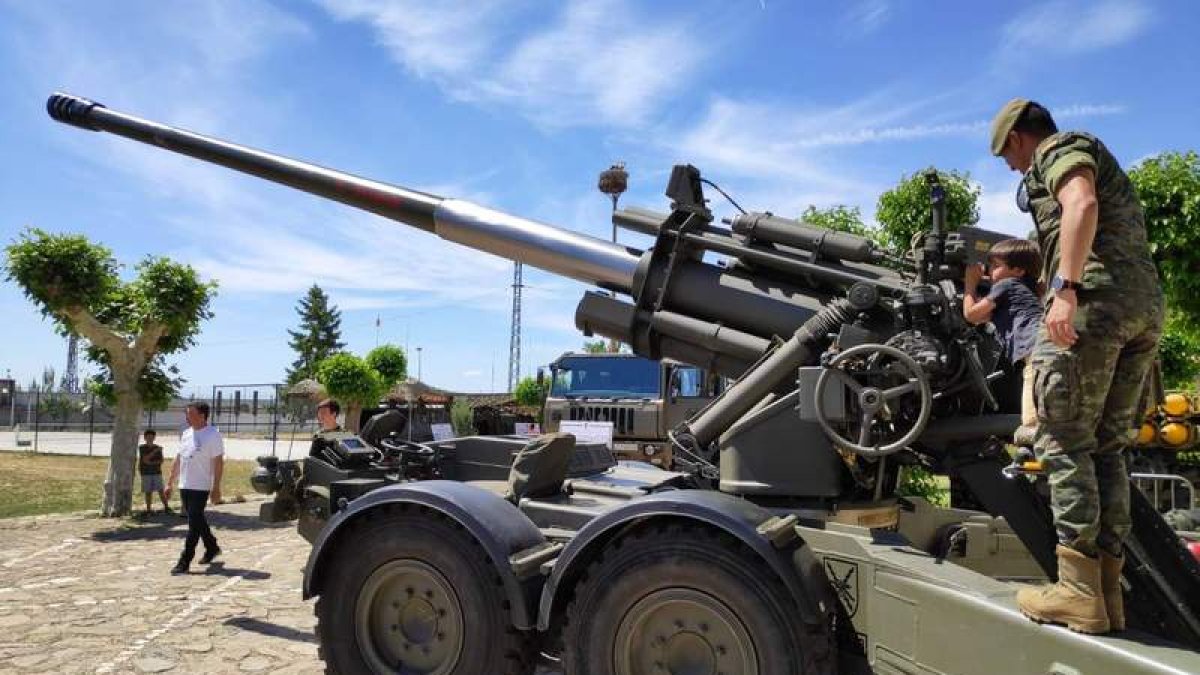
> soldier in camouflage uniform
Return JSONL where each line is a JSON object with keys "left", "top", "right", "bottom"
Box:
{"left": 990, "top": 99, "right": 1163, "bottom": 634}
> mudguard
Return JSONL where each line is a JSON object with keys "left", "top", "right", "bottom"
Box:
{"left": 536, "top": 489, "right": 831, "bottom": 632}
{"left": 302, "top": 480, "right": 546, "bottom": 629}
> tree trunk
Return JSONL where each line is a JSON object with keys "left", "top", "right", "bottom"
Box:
{"left": 102, "top": 376, "right": 142, "bottom": 517}
{"left": 345, "top": 401, "right": 363, "bottom": 433}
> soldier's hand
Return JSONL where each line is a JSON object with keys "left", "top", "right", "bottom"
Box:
{"left": 1046, "top": 291, "right": 1079, "bottom": 348}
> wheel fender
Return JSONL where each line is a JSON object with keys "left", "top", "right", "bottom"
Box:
{"left": 303, "top": 480, "right": 546, "bottom": 630}
{"left": 536, "top": 489, "right": 830, "bottom": 632}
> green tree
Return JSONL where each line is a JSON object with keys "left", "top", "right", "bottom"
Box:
{"left": 1129, "top": 151, "right": 1200, "bottom": 327}
{"left": 800, "top": 204, "right": 876, "bottom": 239}
{"left": 875, "top": 169, "right": 980, "bottom": 253}
{"left": 4, "top": 229, "right": 216, "bottom": 516}
{"left": 365, "top": 344, "right": 408, "bottom": 387}
{"left": 450, "top": 399, "right": 476, "bottom": 436}
{"left": 513, "top": 376, "right": 549, "bottom": 408}
{"left": 37, "top": 392, "right": 74, "bottom": 430}
{"left": 286, "top": 285, "right": 345, "bottom": 385}
{"left": 1158, "top": 314, "right": 1200, "bottom": 389}
{"left": 1128, "top": 151, "right": 1200, "bottom": 389}
{"left": 87, "top": 358, "right": 181, "bottom": 413}
{"left": 581, "top": 339, "right": 608, "bottom": 354}
{"left": 316, "top": 353, "right": 382, "bottom": 432}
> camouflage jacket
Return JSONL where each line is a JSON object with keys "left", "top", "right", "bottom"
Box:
{"left": 1021, "top": 131, "right": 1160, "bottom": 295}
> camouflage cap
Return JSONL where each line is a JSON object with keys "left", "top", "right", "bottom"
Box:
{"left": 989, "top": 98, "right": 1030, "bottom": 156}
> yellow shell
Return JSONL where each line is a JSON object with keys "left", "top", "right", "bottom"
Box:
{"left": 1162, "top": 393, "right": 1191, "bottom": 417}
{"left": 1137, "top": 423, "right": 1157, "bottom": 445}
{"left": 1160, "top": 422, "right": 1192, "bottom": 447}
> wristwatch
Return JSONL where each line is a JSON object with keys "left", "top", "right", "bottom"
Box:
{"left": 1050, "top": 275, "right": 1082, "bottom": 292}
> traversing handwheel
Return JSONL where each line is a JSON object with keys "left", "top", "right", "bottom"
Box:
{"left": 813, "top": 343, "right": 932, "bottom": 457}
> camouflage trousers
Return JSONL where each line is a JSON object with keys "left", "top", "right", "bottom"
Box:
{"left": 1031, "top": 290, "right": 1164, "bottom": 557}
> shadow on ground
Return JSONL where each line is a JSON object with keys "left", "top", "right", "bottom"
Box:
{"left": 90, "top": 507, "right": 294, "bottom": 543}
{"left": 200, "top": 562, "right": 271, "bottom": 580}
{"left": 224, "top": 616, "right": 314, "bottom": 643}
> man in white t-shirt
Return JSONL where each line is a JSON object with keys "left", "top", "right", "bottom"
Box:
{"left": 165, "top": 402, "right": 225, "bottom": 574}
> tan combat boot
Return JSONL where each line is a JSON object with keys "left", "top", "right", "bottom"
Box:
{"left": 1017, "top": 545, "right": 1110, "bottom": 634}
{"left": 1099, "top": 550, "right": 1125, "bottom": 631}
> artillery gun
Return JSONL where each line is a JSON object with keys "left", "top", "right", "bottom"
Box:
{"left": 48, "top": 93, "right": 1200, "bottom": 675}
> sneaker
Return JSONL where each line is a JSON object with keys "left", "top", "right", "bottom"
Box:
{"left": 199, "top": 548, "right": 222, "bottom": 565}
{"left": 170, "top": 562, "right": 189, "bottom": 575}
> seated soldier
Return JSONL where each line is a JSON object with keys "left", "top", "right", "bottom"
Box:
{"left": 309, "top": 398, "right": 343, "bottom": 460}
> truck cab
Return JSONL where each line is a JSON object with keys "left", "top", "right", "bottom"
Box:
{"left": 542, "top": 352, "right": 723, "bottom": 466}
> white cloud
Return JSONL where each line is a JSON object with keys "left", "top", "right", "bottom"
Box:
{"left": 15, "top": 0, "right": 532, "bottom": 322}
{"left": 316, "top": 0, "right": 708, "bottom": 128}
{"left": 998, "top": 1, "right": 1152, "bottom": 60}
{"left": 667, "top": 92, "right": 1134, "bottom": 232}
{"left": 317, "top": 0, "right": 506, "bottom": 79}
{"left": 1054, "top": 103, "right": 1126, "bottom": 119}
{"left": 842, "top": 0, "right": 890, "bottom": 36}
{"left": 666, "top": 92, "right": 980, "bottom": 206}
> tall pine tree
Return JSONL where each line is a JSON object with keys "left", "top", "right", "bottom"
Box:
{"left": 286, "top": 284, "right": 345, "bottom": 385}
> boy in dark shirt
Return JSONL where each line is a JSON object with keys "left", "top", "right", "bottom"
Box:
{"left": 138, "top": 430, "right": 171, "bottom": 515}
{"left": 963, "top": 238, "right": 1045, "bottom": 443}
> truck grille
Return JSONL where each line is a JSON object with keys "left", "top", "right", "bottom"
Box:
{"left": 567, "top": 406, "right": 634, "bottom": 435}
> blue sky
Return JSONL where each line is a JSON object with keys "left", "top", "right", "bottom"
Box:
{"left": 1, "top": 0, "right": 1197, "bottom": 396}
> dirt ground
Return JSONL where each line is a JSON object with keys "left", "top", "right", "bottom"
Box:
{"left": 0, "top": 498, "right": 559, "bottom": 674}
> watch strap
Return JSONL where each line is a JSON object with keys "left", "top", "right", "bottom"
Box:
{"left": 1053, "top": 276, "right": 1082, "bottom": 291}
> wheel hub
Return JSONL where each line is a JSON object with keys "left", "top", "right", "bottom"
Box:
{"left": 858, "top": 387, "right": 884, "bottom": 414}
{"left": 399, "top": 597, "right": 438, "bottom": 644}
{"left": 355, "top": 560, "right": 464, "bottom": 674}
{"left": 614, "top": 588, "right": 757, "bottom": 675}
{"left": 665, "top": 631, "right": 715, "bottom": 674}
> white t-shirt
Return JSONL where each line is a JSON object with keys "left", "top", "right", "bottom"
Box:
{"left": 178, "top": 425, "right": 225, "bottom": 491}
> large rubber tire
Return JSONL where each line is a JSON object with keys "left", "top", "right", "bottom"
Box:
{"left": 562, "top": 522, "right": 821, "bottom": 675}
{"left": 315, "top": 505, "right": 533, "bottom": 675}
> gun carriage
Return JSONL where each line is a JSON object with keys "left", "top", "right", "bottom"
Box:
{"left": 48, "top": 93, "right": 1200, "bottom": 675}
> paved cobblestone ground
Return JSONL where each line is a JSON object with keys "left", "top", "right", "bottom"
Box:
{"left": 0, "top": 499, "right": 320, "bottom": 674}
{"left": 0, "top": 499, "right": 562, "bottom": 674}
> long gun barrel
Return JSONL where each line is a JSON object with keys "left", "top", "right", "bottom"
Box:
{"left": 47, "top": 93, "right": 639, "bottom": 294}
{"left": 47, "top": 93, "right": 844, "bottom": 379}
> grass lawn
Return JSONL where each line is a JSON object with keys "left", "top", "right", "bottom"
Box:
{"left": 0, "top": 450, "right": 257, "bottom": 519}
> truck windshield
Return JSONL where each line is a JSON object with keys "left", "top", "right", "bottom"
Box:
{"left": 550, "top": 357, "right": 660, "bottom": 398}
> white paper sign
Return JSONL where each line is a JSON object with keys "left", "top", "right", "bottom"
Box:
{"left": 558, "top": 420, "right": 614, "bottom": 449}
{"left": 513, "top": 422, "right": 541, "bottom": 436}
{"left": 431, "top": 423, "right": 455, "bottom": 441}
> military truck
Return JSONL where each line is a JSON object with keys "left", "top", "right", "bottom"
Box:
{"left": 542, "top": 352, "right": 723, "bottom": 466}
{"left": 49, "top": 93, "right": 1200, "bottom": 675}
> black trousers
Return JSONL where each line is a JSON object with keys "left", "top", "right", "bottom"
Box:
{"left": 179, "top": 488, "right": 218, "bottom": 563}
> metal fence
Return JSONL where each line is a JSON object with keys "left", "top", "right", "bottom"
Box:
{"left": 1, "top": 383, "right": 319, "bottom": 455}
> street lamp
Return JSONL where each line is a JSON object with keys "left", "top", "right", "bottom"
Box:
{"left": 598, "top": 162, "right": 628, "bottom": 244}
{"left": 416, "top": 347, "right": 423, "bottom": 382}
{"left": 598, "top": 163, "right": 628, "bottom": 353}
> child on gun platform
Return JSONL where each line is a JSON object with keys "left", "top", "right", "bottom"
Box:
{"left": 962, "top": 238, "right": 1045, "bottom": 445}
